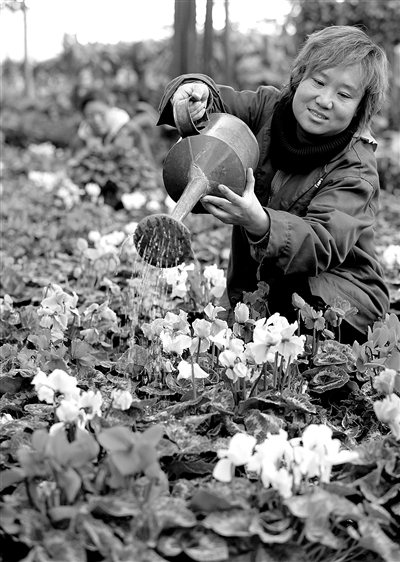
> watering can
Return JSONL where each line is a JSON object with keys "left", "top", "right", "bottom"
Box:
{"left": 134, "top": 98, "right": 259, "bottom": 268}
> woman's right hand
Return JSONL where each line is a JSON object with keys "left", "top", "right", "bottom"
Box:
{"left": 171, "top": 83, "right": 209, "bottom": 122}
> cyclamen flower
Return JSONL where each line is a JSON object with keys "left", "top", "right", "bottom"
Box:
{"left": 46, "top": 369, "right": 79, "bottom": 399}
{"left": 163, "top": 263, "right": 194, "bottom": 299}
{"left": 56, "top": 399, "right": 81, "bottom": 423}
{"left": 246, "top": 319, "right": 282, "bottom": 364}
{"left": 204, "top": 303, "right": 226, "bottom": 321}
{"left": 374, "top": 394, "right": 400, "bottom": 440}
{"left": 177, "top": 360, "right": 209, "bottom": 380}
{"left": 373, "top": 368, "right": 397, "bottom": 395}
{"left": 275, "top": 322, "right": 306, "bottom": 363}
{"left": 121, "top": 191, "right": 147, "bottom": 211}
{"left": 79, "top": 390, "right": 103, "bottom": 419}
{"left": 160, "top": 331, "right": 192, "bottom": 355}
{"left": 111, "top": 389, "right": 133, "bottom": 410}
{"left": 85, "top": 182, "right": 101, "bottom": 198}
{"left": 192, "top": 318, "right": 212, "bottom": 339}
{"left": 234, "top": 302, "right": 250, "bottom": 323}
{"left": 163, "top": 310, "right": 190, "bottom": 334}
{"left": 382, "top": 244, "right": 400, "bottom": 269}
{"left": 203, "top": 264, "right": 227, "bottom": 298}
{"left": 0, "top": 413, "right": 13, "bottom": 424}
{"left": 247, "top": 430, "right": 293, "bottom": 476}
{"left": 299, "top": 424, "right": 359, "bottom": 482}
{"left": 210, "top": 328, "right": 244, "bottom": 355}
{"left": 37, "top": 284, "right": 80, "bottom": 341}
{"left": 32, "top": 369, "right": 79, "bottom": 403}
{"left": 204, "top": 303, "right": 228, "bottom": 336}
{"left": 0, "top": 294, "right": 13, "bottom": 314}
{"left": 213, "top": 433, "right": 257, "bottom": 482}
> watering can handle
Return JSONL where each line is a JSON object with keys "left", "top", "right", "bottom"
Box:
{"left": 173, "top": 97, "right": 209, "bottom": 138}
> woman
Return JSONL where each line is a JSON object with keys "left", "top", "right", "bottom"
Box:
{"left": 157, "top": 26, "right": 390, "bottom": 344}
{"left": 71, "top": 90, "right": 155, "bottom": 164}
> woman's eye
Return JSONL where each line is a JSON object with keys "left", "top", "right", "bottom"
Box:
{"left": 339, "top": 92, "right": 351, "bottom": 99}
{"left": 313, "top": 78, "right": 324, "bottom": 86}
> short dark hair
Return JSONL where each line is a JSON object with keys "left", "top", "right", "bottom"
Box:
{"left": 78, "top": 90, "right": 110, "bottom": 113}
{"left": 283, "top": 26, "right": 389, "bottom": 131}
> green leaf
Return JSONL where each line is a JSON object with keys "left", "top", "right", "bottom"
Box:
{"left": 56, "top": 467, "right": 81, "bottom": 503}
{"left": 190, "top": 489, "right": 238, "bottom": 513}
{"left": 202, "top": 509, "right": 256, "bottom": 537}
{"left": 32, "top": 429, "right": 50, "bottom": 455}
{"left": 285, "top": 488, "right": 363, "bottom": 550}
{"left": 350, "top": 518, "right": 400, "bottom": 562}
{"left": 97, "top": 425, "right": 136, "bottom": 452}
{"left": 182, "top": 528, "right": 229, "bottom": 561}
{"left": 0, "top": 468, "right": 26, "bottom": 492}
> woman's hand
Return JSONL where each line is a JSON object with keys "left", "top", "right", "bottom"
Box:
{"left": 172, "top": 83, "right": 209, "bottom": 122}
{"left": 201, "top": 168, "right": 270, "bottom": 238}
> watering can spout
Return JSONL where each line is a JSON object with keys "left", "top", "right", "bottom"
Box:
{"left": 134, "top": 99, "right": 259, "bottom": 268}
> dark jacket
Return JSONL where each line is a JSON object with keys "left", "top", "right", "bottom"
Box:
{"left": 158, "top": 75, "right": 390, "bottom": 334}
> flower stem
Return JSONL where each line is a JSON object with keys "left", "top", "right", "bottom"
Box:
{"left": 191, "top": 358, "right": 197, "bottom": 401}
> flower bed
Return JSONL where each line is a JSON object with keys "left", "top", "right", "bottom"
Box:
{"left": 1, "top": 143, "right": 400, "bottom": 562}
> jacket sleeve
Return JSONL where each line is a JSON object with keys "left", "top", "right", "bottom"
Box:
{"left": 157, "top": 74, "right": 225, "bottom": 127}
{"left": 157, "top": 74, "right": 279, "bottom": 135}
{"left": 249, "top": 146, "right": 379, "bottom": 277}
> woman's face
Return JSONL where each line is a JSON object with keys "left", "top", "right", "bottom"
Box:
{"left": 83, "top": 100, "right": 110, "bottom": 137}
{"left": 292, "top": 64, "right": 364, "bottom": 137}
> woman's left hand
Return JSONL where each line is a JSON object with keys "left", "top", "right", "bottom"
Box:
{"left": 201, "top": 168, "right": 270, "bottom": 238}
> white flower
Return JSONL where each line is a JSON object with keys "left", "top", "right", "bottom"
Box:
{"left": 373, "top": 368, "right": 397, "bottom": 395}
{"left": 56, "top": 399, "right": 80, "bottom": 423}
{"left": 298, "top": 424, "right": 359, "bottom": 482}
{"left": 234, "top": 302, "right": 250, "bottom": 323}
{"left": 204, "top": 303, "right": 226, "bottom": 321}
{"left": 382, "top": 244, "right": 400, "bottom": 268}
{"left": 47, "top": 369, "right": 78, "bottom": 399}
{"left": 88, "top": 230, "right": 101, "bottom": 243}
{"left": 32, "top": 370, "right": 55, "bottom": 403}
{"left": 246, "top": 320, "right": 281, "bottom": 364}
{"left": 213, "top": 433, "right": 257, "bottom": 482}
{"left": 160, "top": 331, "right": 192, "bottom": 355}
{"left": 146, "top": 200, "right": 162, "bottom": 213}
{"left": 163, "top": 310, "right": 190, "bottom": 334}
{"left": 85, "top": 182, "right": 101, "bottom": 197}
{"left": 124, "top": 221, "right": 138, "bottom": 234}
{"left": 232, "top": 362, "right": 250, "bottom": 381}
{"left": 0, "top": 294, "right": 13, "bottom": 314}
{"left": 111, "top": 389, "right": 133, "bottom": 410}
{"left": 275, "top": 322, "right": 305, "bottom": 363}
{"left": 192, "top": 318, "right": 212, "bottom": 339}
{"left": 177, "top": 360, "right": 209, "bottom": 380}
{"left": 210, "top": 328, "right": 233, "bottom": 350}
{"left": 219, "top": 349, "right": 237, "bottom": 369}
{"left": 79, "top": 390, "right": 103, "bottom": 419}
{"left": 261, "top": 464, "right": 293, "bottom": 499}
{"left": 121, "top": 191, "right": 147, "bottom": 210}
{"left": 203, "top": 264, "right": 227, "bottom": 298}
{"left": 247, "top": 430, "right": 293, "bottom": 475}
{"left": 32, "top": 369, "right": 48, "bottom": 391}
{"left": 374, "top": 394, "right": 400, "bottom": 440}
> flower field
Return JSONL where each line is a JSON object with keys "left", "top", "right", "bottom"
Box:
{"left": 1, "top": 142, "right": 400, "bottom": 562}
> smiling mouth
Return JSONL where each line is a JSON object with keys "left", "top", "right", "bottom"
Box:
{"left": 308, "top": 109, "right": 328, "bottom": 120}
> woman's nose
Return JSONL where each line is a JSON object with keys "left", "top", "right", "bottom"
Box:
{"left": 316, "top": 92, "right": 333, "bottom": 109}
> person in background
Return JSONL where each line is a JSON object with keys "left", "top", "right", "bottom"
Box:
{"left": 157, "top": 26, "right": 390, "bottom": 344}
{"left": 71, "top": 90, "right": 155, "bottom": 165}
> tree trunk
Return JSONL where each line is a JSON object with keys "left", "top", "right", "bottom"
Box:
{"left": 172, "top": 0, "right": 197, "bottom": 77}
{"left": 202, "top": 0, "right": 214, "bottom": 75}
{"left": 22, "top": 0, "right": 34, "bottom": 98}
{"left": 223, "top": 0, "right": 232, "bottom": 84}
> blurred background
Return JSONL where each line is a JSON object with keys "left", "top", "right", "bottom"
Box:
{"left": 1, "top": 0, "right": 399, "bottom": 192}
